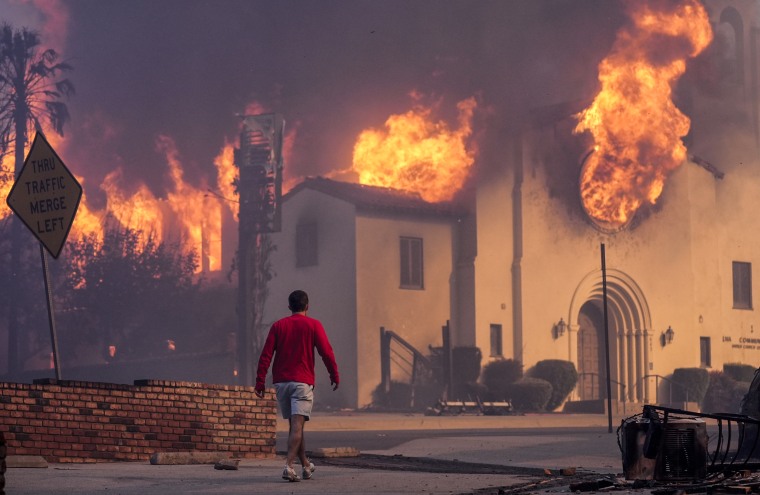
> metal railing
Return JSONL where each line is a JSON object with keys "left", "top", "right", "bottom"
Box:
{"left": 379, "top": 327, "right": 433, "bottom": 409}
{"left": 576, "top": 372, "right": 627, "bottom": 402}
{"left": 632, "top": 374, "right": 690, "bottom": 404}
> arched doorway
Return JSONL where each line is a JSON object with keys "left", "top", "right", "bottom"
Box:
{"left": 577, "top": 301, "right": 604, "bottom": 400}
{"left": 568, "top": 269, "right": 653, "bottom": 403}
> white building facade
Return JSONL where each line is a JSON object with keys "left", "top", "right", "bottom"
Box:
{"left": 263, "top": 0, "right": 760, "bottom": 409}
{"left": 262, "top": 178, "right": 458, "bottom": 408}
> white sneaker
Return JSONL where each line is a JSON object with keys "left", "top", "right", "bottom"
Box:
{"left": 282, "top": 465, "right": 300, "bottom": 482}
{"left": 302, "top": 461, "right": 316, "bottom": 480}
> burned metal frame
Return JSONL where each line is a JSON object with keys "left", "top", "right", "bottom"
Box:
{"left": 641, "top": 405, "right": 760, "bottom": 473}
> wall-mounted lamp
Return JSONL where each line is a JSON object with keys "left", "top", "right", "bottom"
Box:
{"left": 661, "top": 326, "right": 675, "bottom": 347}
{"left": 554, "top": 318, "right": 567, "bottom": 339}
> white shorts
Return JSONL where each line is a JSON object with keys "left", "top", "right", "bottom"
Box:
{"left": 274, "top": 382, "right": 314, "bottom": 420}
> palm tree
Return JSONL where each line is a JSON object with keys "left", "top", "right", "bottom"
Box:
{"left": 0, "top": 23, "right": 74, "bottom": 376}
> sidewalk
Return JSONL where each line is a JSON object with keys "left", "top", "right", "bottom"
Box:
{"left": 277, "top": 410, "right": 626, "bottom": 432}
{"left": 4, "top": 412, "right": 627, "bottom": 495}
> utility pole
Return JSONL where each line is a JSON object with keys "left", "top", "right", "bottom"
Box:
{"left": 235, "top": 113, "right": 284, "bottom": 386}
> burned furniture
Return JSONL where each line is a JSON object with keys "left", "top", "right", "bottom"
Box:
{"left": 620, "top": 405, "right": 760, "bottom": 482}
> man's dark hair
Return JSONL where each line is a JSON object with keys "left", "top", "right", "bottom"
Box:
{"left": 288, "top": 290, "right": 309, "bottom": 312}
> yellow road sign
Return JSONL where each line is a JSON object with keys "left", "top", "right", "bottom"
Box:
{"left": 6, "top": 132, "right": 82, "bottom": 258}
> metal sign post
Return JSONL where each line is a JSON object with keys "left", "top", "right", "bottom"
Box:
{"left": 5, "top": 131, "right": 83, "bottom": 379}
{"left": 39, "top": 245, "right": 62, "bottom": 379}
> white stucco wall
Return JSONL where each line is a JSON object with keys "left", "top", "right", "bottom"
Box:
{"left": 471, "top": 142, "right": 516, "bottom": 359}
{"left": 264, "top": 189, "right": 358, "bottom": 408}
{"left": 355, "top": 213, "right": 453, "bottom": 407}
{"left": 264, "top": 187, "right": 455, "bottom": 408}
{"left": 472, "top": 113, "right": 759, "bottom": 405}
{"left": 713, "top": 146, "right": 760, "bottom": 367}
{"left": 517, "top": 130, "right": 723, "bottom": 375}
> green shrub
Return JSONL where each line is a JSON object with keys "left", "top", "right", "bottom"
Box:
{"left": 452, "top": 346, "right": 482, "bottom": 384}
{"left": 530, "top": 360, "right": 578, "bottom": 411}
{"left": 702, "top": 371, "right": 747, "bottom": 414}
{"left": 482, "top": 359, "right": 523, "bottom": 400}
{"left": 509, "top": 377, "right": 553, "bottom": 412}
{"left": 671, "top": 368, "right": 710, "bottom": 404}
{"left": 724, "top": 363, "right": 757, "bottom": 383}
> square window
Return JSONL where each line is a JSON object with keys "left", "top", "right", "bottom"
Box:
{"left": 400, "top": 237, "right": 423, "bottom": 289}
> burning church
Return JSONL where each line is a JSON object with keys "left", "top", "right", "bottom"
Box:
{"left": 261, "top": 0, "right": 760, "bottom": 409}
{"left": 0, "top": 0, "right": 755, "bottom": 412}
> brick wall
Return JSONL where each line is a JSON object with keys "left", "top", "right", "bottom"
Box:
{"left": 1, "top": 430, "right": 6, "bottom": 494}
{"left": 0, "top": 378, "right": 277, "bottom": 463}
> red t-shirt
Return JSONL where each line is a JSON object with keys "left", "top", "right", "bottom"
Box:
{"left": 255, "top": 313, "right": 339, "bottom": 391}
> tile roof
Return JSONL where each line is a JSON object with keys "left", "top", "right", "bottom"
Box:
{"left": 284, "top": 177, "right": 464, "bottom": 218}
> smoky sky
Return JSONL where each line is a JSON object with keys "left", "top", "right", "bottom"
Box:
{"left": 5, "top": 0, "right": 625, "bottom": 207}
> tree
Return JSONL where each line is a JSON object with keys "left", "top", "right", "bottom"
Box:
{"left": 60, "top": 225, "right": 200, "bottom": 362}
{"left": 0, "top": 217, "right": 54, "bottom": 371}
{"left": 0, "top": 23, "right": 74, "bottom": 375}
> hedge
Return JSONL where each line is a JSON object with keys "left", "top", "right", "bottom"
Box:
{"left": 482, "top": 359, "right": 523, "bottom": 400}
{"left": 724, "top": 363, "right": 757, "bottom": 383}
{"left": 531, "top": 360, "right": 578, "bottom": 411}
{"left": 509, "top": 377, "right": 553, "bottom": 412}
{"left": 671, "top": 367, "right": 710, "bottom": 404}
{"left": 702, "top": 371, "right": 746, "bottom": 414}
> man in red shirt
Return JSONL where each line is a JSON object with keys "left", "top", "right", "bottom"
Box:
{"left": 254, "top": 290, "right": 340, "bottom": 482}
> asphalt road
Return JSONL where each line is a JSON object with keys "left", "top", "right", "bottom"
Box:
{"left": 277, "top": 426, "right": 614, "bottom": 453}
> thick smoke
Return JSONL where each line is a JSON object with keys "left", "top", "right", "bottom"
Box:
{"left": 2, "top": 0, "right": 625, "bottom": 204}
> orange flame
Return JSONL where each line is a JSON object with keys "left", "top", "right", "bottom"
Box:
{"left": 70, "top": 181, "right": 105, "bottom": 241}
{"left": 159, "top": 135, "right": 222, "bottom": 272}
{"left": 352, "top": 97, "right": 477, "bottom": 202}
{"left": 3, "top": 101, "right": 288, "bottom": 273}
{"left": 213, "top": 139, "right": 238, "bottom": 215}
{"left": 100, "top": 168, "right": 165, "bottom": 237}
{"left": 0, "top": 153, "right": 12, "bottom": 220}
{"left": 574, "top": 0, "right": 712, "bottom": 229}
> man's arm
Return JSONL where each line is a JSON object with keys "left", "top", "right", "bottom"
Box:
{"left": 254, "top": 326, "right": 277, "bottom": 397}
{"left": 314, "top": 322, "right": 339, "bottom": 390}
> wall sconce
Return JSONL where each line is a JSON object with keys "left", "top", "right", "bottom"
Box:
{"left": 553, "top": 318, "right": 567, "bottom": 339}
{"left": 661, "top": 326, "right": 675, "bottom": 347}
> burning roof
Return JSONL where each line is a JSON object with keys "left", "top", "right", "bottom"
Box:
{"left": 284, "top": 176, "right": 465, "bottom": 218}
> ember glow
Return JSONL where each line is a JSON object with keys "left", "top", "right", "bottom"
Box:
{"left": 352, "top": 97, "right": 477, "bottom": 202}
{"left": 574, "top": 0, "right": 712, "bottom": 230}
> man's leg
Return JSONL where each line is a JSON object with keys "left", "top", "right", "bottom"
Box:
{"left": 286, "top": 414, "right": 308, "bottom": 468}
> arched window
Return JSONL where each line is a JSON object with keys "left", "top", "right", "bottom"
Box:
{"left": 717, "top": 7, "right": 744, "bottom": 87}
